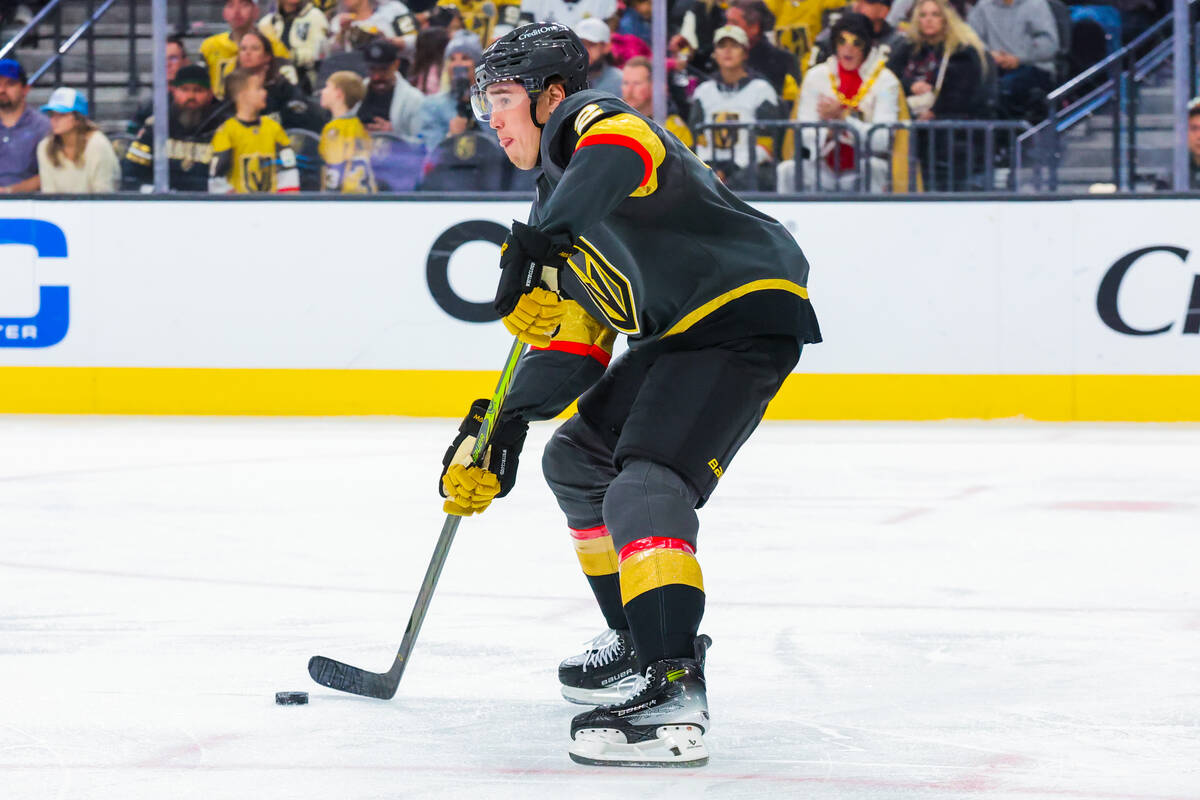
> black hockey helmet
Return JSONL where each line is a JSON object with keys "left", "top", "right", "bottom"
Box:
{"left": 471, "top": 22, "right": 589, "bottom": 126}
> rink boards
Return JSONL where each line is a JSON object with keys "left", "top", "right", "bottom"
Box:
{"left": 1, "top": 196, "right": 1197, "bottom": 421}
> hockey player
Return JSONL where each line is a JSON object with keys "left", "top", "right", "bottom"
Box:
{"left": 437, "top": 23, "right": 820, "bottom": 767}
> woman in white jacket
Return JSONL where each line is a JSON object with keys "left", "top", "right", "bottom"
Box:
{"left": 36, "top": 87, "right": 119, "bottom": 194}
{"left": 780, "top": 12, "right": 900, "bottom": 192}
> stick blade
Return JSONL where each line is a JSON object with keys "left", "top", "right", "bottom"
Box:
{"left": 308, "top": 655, "right": 398, "bottom": 700}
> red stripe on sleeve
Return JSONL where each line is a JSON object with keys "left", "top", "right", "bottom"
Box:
{"left": 619, "top": 536, "right": 696, "bottom": 562}
{"left": 531, "top": 340, "right": 612, "bottom": 367}
{"left": 576, "top": 133, "right": 653, "bottom": 187}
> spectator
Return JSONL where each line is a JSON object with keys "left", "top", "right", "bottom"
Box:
{"left": 766, "top": 0, "right": 852, "bottom": 68}
{"left": 784, "top": 12, "right": 900, "bottom": 191}
{"left": 328, "top": 0, "right": 418, "bottom": 56}
{"left": 416, "top": 30, "right": 486, "bottom": 150}
{"left": 260, "top": 0, "right": 330, "bottom": 94}
{"left": 0, "top": 58, "right": 50, "bottom": 195}
{"left": 689, "top": 25, "right": 781, "bottom": 189}
{"left": 967, "top": 0, "right": 1057, "bottom": 120}
{"left": 202, "top": 0, "right": 291, "bottom": 101}
{"left": 575, "top": 18, "right": 623, "bottom": 96}
{"left": 209, "top": 68, "right": 300, "bottom": 193}
{"left": 36, "top": 88, "right": 119, "bottom": 194}
{"left": 410, "top": 26, "right": 450, "bottom": 95}
{"left": 618, "top": 0, "right": 653, "bottom": 44}
{"left": 435, "top": 0, "right": 522, "bottom": 45}
{"left": 124, "top": 65, "right": 228, "bottom": 192}
{"left": 518, "top": 0, "right": 617, "bottom": 29}
{"left": 318, "top": 70, "right": 377, "bottom": 192}
{"left": 357, "top": 38, "right": 424, "bottom": 138}
{"left": 809, "top": 0, "right": 906, "bottom": 68}
{"left": 621, "top": 55, "right": 694, "bottom": 146}
{"left": 1189, "top": 98, "right": 1200, "bottom": 190}
{"left": 887, "top": 0, "right": 987, "bottom": 120}
{"left": 672, "top": 0, "right": 725, "bottom": 74}
{"left": 237, "top": 29, "right": 323, "bottom": 130}
{"left": 130, "top": 35, "right": 189, "bottom": 133}
{"left": 726, "top": 0, "right": 801, "bottom": 110}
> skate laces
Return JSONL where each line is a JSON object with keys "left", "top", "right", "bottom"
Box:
{"left": 581, "top": 629, "right": 625, "bottom": 672}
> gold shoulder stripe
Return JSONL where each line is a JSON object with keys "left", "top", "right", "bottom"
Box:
{"left": 575, "top": 113, "right": 666, "bottom": 197}
{"left": 573, "top": 103, "right": 604, "bottom": 136}
{"left": 661, "top": 279, "right": 810, "bottom": 339}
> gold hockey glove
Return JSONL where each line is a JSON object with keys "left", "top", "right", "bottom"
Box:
{"left": 502, "top": 287, "right": 566, "bottom": 347}
{"left": 438, "top": 399, "right": 528, "bottom": 516}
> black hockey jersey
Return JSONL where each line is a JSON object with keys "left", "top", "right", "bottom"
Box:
{"left": 502, "top": 90, "right": 820, "bottom": 422}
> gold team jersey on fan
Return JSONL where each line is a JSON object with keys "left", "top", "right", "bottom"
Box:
{"left": 765, "top": 0, "right": 848, "bottom": 66}
{"left": 437, "top": 0, "right": 522, "bottom": 44}
{"left": 210, "top": 115, "right": 294, "bottom": 193}
{"left": 200, "top": 31, "right": 291, "bottom": 99}
{"left": 319, "top": 116, "right": 377, "bottom": 194}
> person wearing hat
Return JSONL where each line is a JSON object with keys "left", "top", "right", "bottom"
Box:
{"left": 808, "top": 0, "right": 906, "bottom": 69}
{"left": 328, "top": 0, "right": 418, "bottom": 55}
{"left": 725, "top": 0, "right": 801, "bottom": 111}
{"left": 416, "top": 30, "right": 487, "bottom": 150}
{"left": 689, "top": 24, "right": 782, "bottom": 189}
{"left": 201, "top": 0, "right": 290, "bottom": 101}
{"left": 357, "top": 37, "right": 424, "bottom": 138}
{"left": 0, "top": 58, "right": 51, "bottom": 194}
{"left": 574, "top": 18, "right": 622, "bottom": 97}
{"left": 124, "top": 65, "right": 229, "bottom": 192}
{"left": 35, "top": 87, "right": 120, "bottom": 194}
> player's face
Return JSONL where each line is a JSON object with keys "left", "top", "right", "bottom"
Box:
{"left": 0, "top": 76, "right": 27, "bottom": 111}
{"left": 1189, "top": 114, "right": 1200, "bottom": 160}
{"left": 916, "top": 1, "right": 946, "bottom": 39}
{"left": 239, "top": 33, "right": 270, "bottom": 70}
{"left": 224, "top": 0, "right": 257, "bottom": 32}
{"left": 835, "top": 32, "right": 867, "bottom": 72}
{"left": 621, "top": 64, "right": 652, "bottom": 111}
{"left": 713, "top": 38, "right": 748, "bottom": 71}
{"left": 485, "top": 82, "right": 541, "bottom": 170}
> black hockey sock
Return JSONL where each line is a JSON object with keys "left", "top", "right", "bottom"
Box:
{"left": 570, "top": 526, "right": 628, "bottom": 631}
{"left": 618, "top": 537, "right": 705, "bottom": 668}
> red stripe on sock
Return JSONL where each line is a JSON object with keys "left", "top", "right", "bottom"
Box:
{"left": 569, "top": 525, "right": 610, "bottom": 540}
{"left": 618, "top": 536, "right": 695, "bottom": 561}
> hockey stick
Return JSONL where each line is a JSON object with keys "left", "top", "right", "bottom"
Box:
{"left": 308, "top": 337, "right": 528, "bottom": 699}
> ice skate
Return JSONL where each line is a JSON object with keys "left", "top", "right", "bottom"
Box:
{"left": 558, "top": 628, "right": 641, "bottom": 705}
{"left": 568, "top": 636, "right": 711, "bottom": 768}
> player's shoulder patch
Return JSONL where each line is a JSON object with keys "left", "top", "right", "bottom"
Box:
{"left": 569, "top": 95, "right": 629, "bottom": 138}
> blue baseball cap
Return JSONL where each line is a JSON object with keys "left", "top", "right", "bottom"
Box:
{"left": 0, "top": 58, "right": 27, "bottom": 83}
{"left": 41, "top": 86, "right": 89, "bottom": 116}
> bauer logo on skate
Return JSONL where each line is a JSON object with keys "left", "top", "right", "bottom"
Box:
{"left": 0, "top": 219, "right": 70, "bottom": 348}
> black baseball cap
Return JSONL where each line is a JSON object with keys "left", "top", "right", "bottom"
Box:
{"left": 171, "top": 64, "right": 211, "bottom": 89}
{"left": 364, "top": 39, "right": 400, "bottom": 65}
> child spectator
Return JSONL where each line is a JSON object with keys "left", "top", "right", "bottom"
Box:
{"left": 259, "top": 0, "right": 330, "bottom": 94}
{"left": 202, "top": 0, "right": 290, "bottom": 101}
{"left": 209, "top": 68, "right": 300, "bottom": 193}
{"left": 318, "top": 70, "right": 377, "bottom": 193}
{"left": 967, "top": 0, "right": 1058, "bottom": 119}
{"left": 689, "top": 25, "right": 781, "bottom": 189}
{"left": 574, "top": 18, "right": 622, "bottom": 96}
{"left": 0, "top": 57, "right": 50, "bottom": 195}
{"left": 36, "top": 88, "right": 119, "bottom": 194}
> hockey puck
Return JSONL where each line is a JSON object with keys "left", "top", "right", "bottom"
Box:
{"left": 275, "top": 691, "right": 308, "bottom": 706}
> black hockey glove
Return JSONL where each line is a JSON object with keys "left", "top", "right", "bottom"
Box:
{"left": 439, "top": 398, "right": 528, "bottom": 515}
{"left": 493, "top": 221, "right": 575, "bottom": 318}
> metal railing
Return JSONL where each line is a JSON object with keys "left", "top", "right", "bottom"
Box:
{"left": 691, "top": 119, "right": 1030, "bottom": 194}
{"left": 1021, "top": 0, "right": 1199, "bottom": 191}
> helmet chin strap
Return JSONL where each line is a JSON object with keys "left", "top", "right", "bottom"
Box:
{"left": 527, "top": 88, "right": 545, "bottom": 128}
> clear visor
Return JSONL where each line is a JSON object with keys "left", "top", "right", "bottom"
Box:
{"left": 470, "top": 81, "right": 530, "bottom": 122}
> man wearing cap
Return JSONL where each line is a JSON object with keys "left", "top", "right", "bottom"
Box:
{"left": 808, "top": 0, "right": 906, "bottom": 67}
{"left": 355, "top": 38, "right": 424, "bottom": 138}
{"left": 0, "top": 58, "right": 51, "bottom": 194}
{"left": 124, "top": 65, "right": 229, "bottom": 192}
{"left": 417, "top": 30, "right": 488, "bottom": 149}
{"left": 574, "top": 18, "right": 622, "bottom": 97}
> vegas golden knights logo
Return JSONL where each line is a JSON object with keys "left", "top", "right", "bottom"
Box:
{"left": 568, "top": 236, "right": 640, "bottom": 335}
{"left": 712, "top": 112, "right": 740, "bottom": 150}
{"left": 241, "top": 155, "right": 271, "bottom": 192}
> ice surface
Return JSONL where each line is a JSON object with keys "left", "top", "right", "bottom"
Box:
{"left": 1, "top": 415, "right": 1197, "bottom": 799}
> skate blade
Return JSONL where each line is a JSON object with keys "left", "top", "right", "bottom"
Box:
{"left": 560, "top": 675, "right": 642, "bottom": 706}
{"left": 569, "top": 725, "right": 708, "bottom": 768}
